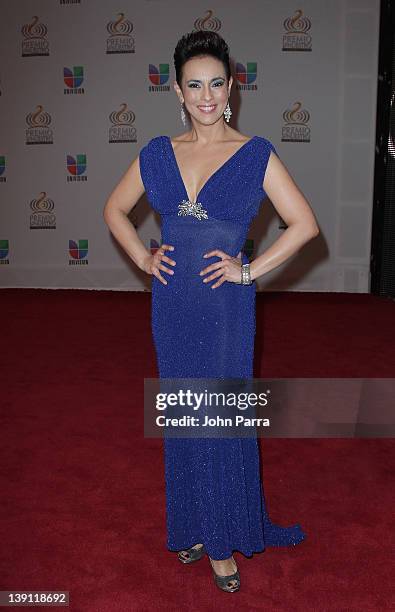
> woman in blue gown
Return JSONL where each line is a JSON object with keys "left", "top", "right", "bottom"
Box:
{"left": 104, "top": 30, "right": 319, "bottom": 593}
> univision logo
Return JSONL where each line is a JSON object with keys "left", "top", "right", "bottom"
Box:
{"left": 109, "top": 104, "right": 137, "bottom": 143}
{"left": 67, "top": 154, "right": 87, "bottom": 182}
{"left": 282, "top": 102, "right": 311, "bottom": 142}
{"left": 29, "top": 192, "right": 56, "bottom": 229}
{"left": 148, "top": 64, "right": 170, "bottom": 92}
{"left": 25, "top": 105, "right": 53, "bottom": 145}
{"left": 69, "top": 239, "right": 88, "bottom": 265}
{"left": 64, "top": 66, "right": 84, "bottom": 94}
{"left": 21, "top": 16, "right": 49, "bottom": 57}
{"left": 106, "top": 13, "right": 135, "bottom": 53}
{"left": 0, "top": 239, "right": 9, "bottom": 264}
{"left": 282, "top": 10, "right": 312, "bottom": 51}
{"left": 235, "top": 63, "right": 257, "bottom": 91}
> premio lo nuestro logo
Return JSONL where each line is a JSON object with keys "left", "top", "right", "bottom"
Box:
{"left": 109, "top": 104, "right": 137, "bottom": 143}
{"left": 30, "top": 192, "right": 56, "bottom": 229}
{"left": 67, "top": 154, "right": 87, "bottom": 182}
{"left": 64, "top": 66, "right": 84, "bottom": 94}
{"left": 0, "top": 156, "right": 6, "bottom": 183}
{"left": 282, "top": 10, "right": 312, "bottom": 52}
{"left": 0, "top": 240, "right": 9, "bottom": 265}
{"left": 69, "top": 239, "right": 88, "bottom": 265}
{"left": 235, "top": 63, "right": 257, "bottom": 91}
{"left": 21, "top": 16, "right": 49, "bottom": 57}
{"left": 25, "top": 105, "right": 53, "bottom": 145}
{"left": 148, "top": 65, "right": 170, "bottom": 92}
{"left": 193, "top": 10, "right": 221, "bottom": 32}
{"left": 106, "top": 13, "right": 135, "bottom": 54}
{"left": 282, "top": 102, "right": 310, "bottom": 142}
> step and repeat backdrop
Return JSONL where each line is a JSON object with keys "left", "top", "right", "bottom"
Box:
{"left": 0, "top": 0, "right": 380, "bottom": 291}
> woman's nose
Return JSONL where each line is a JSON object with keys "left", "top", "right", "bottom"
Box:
{"left": 201, "top": 85, "right": 213, "bottom": 100}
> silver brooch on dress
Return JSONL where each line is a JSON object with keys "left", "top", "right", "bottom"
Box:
{"left": 177, "top": 199, "right": 208, "bottom": 220}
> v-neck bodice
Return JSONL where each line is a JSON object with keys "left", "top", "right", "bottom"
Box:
{"left": 139, "top": 134, "right": 277, "bottom": 224}
{"left": 165, "top": 135, "right": 259, "bottom": 205}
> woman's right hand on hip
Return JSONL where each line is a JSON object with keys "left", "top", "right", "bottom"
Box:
{"left": 142, "top": 244, "right": 176, "bottom": 285}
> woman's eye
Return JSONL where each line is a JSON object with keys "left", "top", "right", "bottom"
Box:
{"left": 187, "top": 81, "right": 224, "bottom": 88}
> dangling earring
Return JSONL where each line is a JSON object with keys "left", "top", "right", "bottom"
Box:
{"left": 180, "top": 102, "right": 186, "bottom": 126}
{"left": 224, "top": 100, "right": 232, "bottom": 123}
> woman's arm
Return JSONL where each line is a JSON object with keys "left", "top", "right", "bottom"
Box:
{"left": 103, "top": 155, "right": 176, "bottom": 283}
{"left": 103, "top": 155, "right": 151, "bottom": 270}
{"left": 249, "top": 151, "right": 320, "bottom": 282}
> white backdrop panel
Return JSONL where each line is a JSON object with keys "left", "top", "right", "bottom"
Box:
{"left": 0, "top": 0, "right": 380, "bottom": 291}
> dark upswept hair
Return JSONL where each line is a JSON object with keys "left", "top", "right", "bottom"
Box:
{"left": 173, "top": 31, "right": 231, "bottom": 88}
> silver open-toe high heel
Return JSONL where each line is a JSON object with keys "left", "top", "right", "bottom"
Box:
{"left": 209, "top": 555, "right": 240, "bottom": 593}
{"left": 177, "top": 543, "right": 206, "bottom": 564}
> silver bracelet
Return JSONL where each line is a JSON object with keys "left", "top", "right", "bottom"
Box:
{"left": 240, "top": 263, "right": 252, "bottom": 285}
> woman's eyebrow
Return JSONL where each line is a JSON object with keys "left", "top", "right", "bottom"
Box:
{"left": 186, "top": 76, "right": 225, "bottom": 82}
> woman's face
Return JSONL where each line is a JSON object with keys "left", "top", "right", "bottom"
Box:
{"left": 175, "top": 55, "right": 232, "bottom": 126}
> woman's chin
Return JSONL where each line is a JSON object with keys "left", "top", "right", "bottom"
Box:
{"left": 190, "top": 113, "right": 223, "bottom": 125}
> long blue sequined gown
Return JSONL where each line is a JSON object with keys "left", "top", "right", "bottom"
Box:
{"left": 139, "top": 135, "right": 306, "bottom": 560}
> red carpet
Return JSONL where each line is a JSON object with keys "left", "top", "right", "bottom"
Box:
{"left": 1, "top": 289, "right": 393, "bottom": 611}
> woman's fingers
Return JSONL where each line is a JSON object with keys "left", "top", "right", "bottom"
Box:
{"left": 157, "top": 263, "right": 174, "bottom": 275}
{"left": 199, "top": 261, "right": 224, "bottom": 277}
{"left": 202, "top": 267, "right": 225, "bottom": 283}
{"left": 203, "top": 249, "right": 226, "bottom": 260}
{"left": 160, "top": 254, "right": 176, "bottom": 266}
{"left": 200, "top": 255, "right": 243, "bottom": 288}
{"left": 161, "top": 244, "right": 174, "bottom": 251}
{"left": 152, "top": 268, "right": 168, "bottom": 285}
{"left": 151, "top": 244, "right": 176, "bottom": 284}
{"left": 211, "top": 276, "right": 227, "bottom": 289}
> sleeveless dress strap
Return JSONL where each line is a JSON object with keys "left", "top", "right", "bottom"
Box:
{"left": 139, "top": 137, "right": 159, "bottom": 210}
